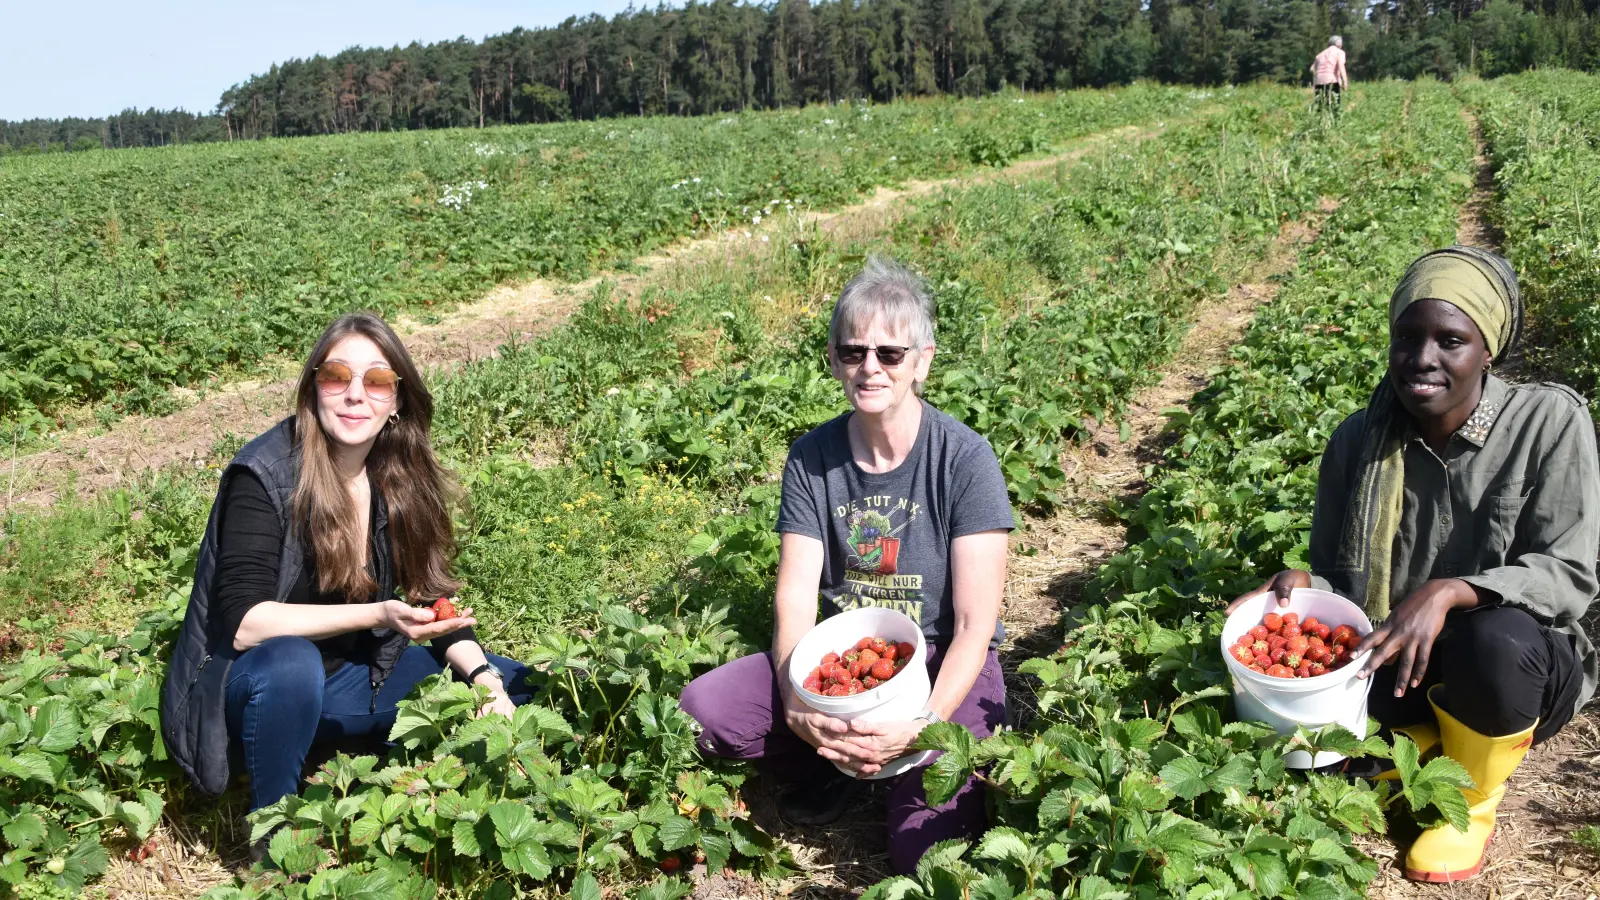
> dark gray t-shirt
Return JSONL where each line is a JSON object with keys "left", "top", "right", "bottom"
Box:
{"left": 777, "top": 402, "right": 1016, "bottom": 646}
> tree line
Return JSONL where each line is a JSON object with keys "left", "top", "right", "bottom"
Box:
{"left": 4, "top": 0, "right": 1598, "bottom": 154}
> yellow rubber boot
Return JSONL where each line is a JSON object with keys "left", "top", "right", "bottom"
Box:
{"left": 1372, "top": 721, "right": 1441, "bottom": 782}
{"left": 1402, "top": 686, "right": 1536, "bottom": 883}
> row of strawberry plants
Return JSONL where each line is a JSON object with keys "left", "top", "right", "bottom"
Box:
{"left": 871, "top": 79, "right": 1479, "bottom": 900}
{"left": 0, "top": 84, "right": 1202, "bottom": 438}
{"left": 3, "top": 84, "right": 1388, "bottom": 898}
{"left": 1465, "top": 70, "right": 1600, "bottom": 418}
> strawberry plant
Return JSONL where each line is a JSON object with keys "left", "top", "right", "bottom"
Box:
{"left": 1465, "top": 72, "right": 1600, "bottom": 421}
{"left": 0, "top": 85, "right": 1202, "bottom": 437}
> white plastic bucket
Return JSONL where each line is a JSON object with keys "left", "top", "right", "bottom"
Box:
{"left": 1222, "top": 588, "right": 1375, "bottom": 769}
{"left": 786, "top": 607, "right": 934, "bottom": 780}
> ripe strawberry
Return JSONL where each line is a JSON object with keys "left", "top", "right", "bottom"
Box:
{"left": 1330, "top": 624, "right": 1358, "bottom": 647}
{"left": 855, "top": 637, "right": 874, "bottom": 651}
{"left": 1254, "top": 652, "right": 1273, "bottom": 668}
{"left": 1249, "top": 663, "right": 1267, "bottom": 674}
{"left": 1295, "top": 663, "right": 1312, "bottom": 678}
{"left": 1250, "top": 625, "right": 1270, "bottom": 641}
{"left": 862, "top": 675, "right": 880, "bottom": 689}
{"left": 1270, "top": 647, "right": 1287, "bottom": 664}
{"left": 660, "top": 856, "right": 681, "bottom": 873}
{"left": 1283, "top": 652, "right": 1302, "bottom": 669}
{"left": 431, "top": 597, "right": 458, "bottom": 620}
{"left": 893, "top": 657, "right": 908, "bottom": 672}
{"left": 848, "top": 659, "right": 865, "bottom": 678}
{"left": 1230, "top": 644, "right": 1256, "bottom": 666}
{"left": 1281, "top": 624, "right": 1302, "bottom": 639}
{"left": 1306, "top": 635, "right": 1326, "bottom": 652}
{"left": 1251, "top": 639, "right": 1270, "bottom": 655}
{"left": 857, "top": 649, "right": 880, "bottom": 668}
{"left": 1267, "top": 634, "right": 1288, "bottom": 652}
{"left": 869, "top": 638, "right": 889, "bottom": 656}
{"left": 880, "top": 644, "right": 898, "bottom": 662}
{"left": 844, "top": 650, "right": 861, "bottom": 664}
{"left": 1281, "top": 612, "right": 1299, "bottom": 627}
{"left": 871, "top": 659, "right": 895, "bottom": 680}
{"left": 1262, "top": 613, "right": 1283, "bottom": 632}
{"left": 1286, "top": 635, "right": 1309, "bottom": 655}
{"left": 1302, "top": 616, "right": 1321, "bottom": 630}
{"left": 803, "top": 669, "right": 822, "bottom": 693}
{"left": 822, "top": 652, "right": 840, "bottom": 666}
{"left": 850, "top": 678, "right": 865, "bottom": 695}
{"left": 1266, "top": 664, "right": 1294, "bottom": 679}
{"left": 1330, "top": 644, "right": 1347, "bottom": 660}
{"left": 896, "top": 641, "right": 915, "bottom": 660}
{"left": 1312, "top": 623, "right": 1332, "bottom": 641}
{"left": 1308, "top": 661, "right": 1327, "bottom": 676}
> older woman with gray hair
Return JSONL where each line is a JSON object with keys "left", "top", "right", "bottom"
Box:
{"left": 680, "top": 256, "right": 1013, "bottom": 873}
{"left": 1312, "top": 35, "right": 1349, "bottom": 114}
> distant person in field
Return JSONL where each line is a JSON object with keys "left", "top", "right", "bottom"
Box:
{"left": 1312, "top": 36, "right": 1349, "bottom": 113}
{"left": 161, "top": 312, "right": 530, "bottom": 861}
{"left": 1233, "top": 247, "right": 1597, "bottom": 883}
{"left": 680, "top": 257, "right": 1013, "bottom": 874}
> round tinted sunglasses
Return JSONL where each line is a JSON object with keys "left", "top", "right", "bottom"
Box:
{"left": 315, "top": 362, "right": 402, "bottom": 402}
{"left": 833, "top": 344, "right": 912, "bottom": 367}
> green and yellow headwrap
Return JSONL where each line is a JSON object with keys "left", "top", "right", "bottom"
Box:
{"left": 1334, "top": 246, "right": 1522, "bottom": 621}
{"left": 1388, "top": 245, "right": 1523, "bottom": 360}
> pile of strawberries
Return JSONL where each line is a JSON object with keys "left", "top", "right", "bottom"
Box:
{"left": 802, "top": 636, "right": 915, "bottom": 696}
{"left": 1229, "top": 611, "right": 1361, "bottom": 679}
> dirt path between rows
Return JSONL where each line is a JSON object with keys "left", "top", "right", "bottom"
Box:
{"left": 1356, "top": 103, "right": 1600, "bottom": 900}
{"left": 6, "top": 122, "right": 1173, "bottom": 515}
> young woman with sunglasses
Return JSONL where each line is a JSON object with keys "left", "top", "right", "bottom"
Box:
{"left": 162, "top": 313, "right": 529, "bottom": 857}
{"left": 680, "top": 257, "right": 1014, "bottom": 874}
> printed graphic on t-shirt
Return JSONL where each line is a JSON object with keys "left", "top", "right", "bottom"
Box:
{"left": 835, "top": 494, "right": 924, "bottom": 619}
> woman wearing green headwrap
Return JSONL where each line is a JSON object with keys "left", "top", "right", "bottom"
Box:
{"left": 1231, "top": 246, "right": 1598, "bottom": 883}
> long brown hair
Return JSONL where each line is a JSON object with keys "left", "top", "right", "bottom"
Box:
{"left": 291, "top": 313, "right": 461, "bottom": 602}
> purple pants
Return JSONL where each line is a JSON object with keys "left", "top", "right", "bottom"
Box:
{"left": 679, "top": 644, "right": 1008, "bottom": 874}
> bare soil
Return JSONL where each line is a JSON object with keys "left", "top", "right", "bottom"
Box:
{"left": 6, "top": 124, "right": 1163, "bottom": 514}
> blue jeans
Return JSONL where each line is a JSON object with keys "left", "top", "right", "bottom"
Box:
{"left": 225, "top": 636, "right": 531, "bottom": 811}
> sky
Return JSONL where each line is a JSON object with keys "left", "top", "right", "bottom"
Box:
{"left": 0, "top": 0, "right": 649, "bottom": 121}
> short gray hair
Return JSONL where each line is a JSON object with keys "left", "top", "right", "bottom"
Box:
{"left": 828, "top": 256, "right": 936, "bottom": 351}
{"left": 1330, "top": 35, "right": 1343, "bottom": 47}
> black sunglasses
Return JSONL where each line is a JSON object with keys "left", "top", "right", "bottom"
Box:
{"left": 834, "top": 344, "right": 911, "bottom": 367}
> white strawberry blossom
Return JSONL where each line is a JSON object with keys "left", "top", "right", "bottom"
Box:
{"left": 438, "top": 180, "right": 489, "bottom": 210}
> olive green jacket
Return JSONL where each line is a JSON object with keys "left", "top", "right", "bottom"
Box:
{"left": 1309, "top": 375, "right": 1598, "bottom": 719}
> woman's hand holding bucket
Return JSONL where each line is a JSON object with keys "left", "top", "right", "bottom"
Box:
{"left": 1228, "top": 569, "right": 1312, "bottom": 613}
{"left": 828, "top": 719, "right": 926, "bottom": 777}
{"left": 783, "top": 700, "right": 909, "bottom": 777}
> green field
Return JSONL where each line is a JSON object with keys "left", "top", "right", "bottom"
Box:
{"left": 0, "top": 85, "right": 1198, "bottom": 437}
{"left": 2, "top": 74, "right": 1598, "bottom": 899}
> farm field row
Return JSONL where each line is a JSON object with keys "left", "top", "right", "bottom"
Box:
{"left": 0, "top": 81, "right": 1393, "bottom": 898}
{"left": 0, "top": 84, "right": 1204, "bottom": 438}
{"left": 1466, "top": 70, "right": 1600, "bottom": 416}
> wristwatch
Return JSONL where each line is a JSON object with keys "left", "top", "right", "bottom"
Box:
{"left": 466, "top": 662, "right": 504, "bottom": 686}
{"left": 914, "top": 708, "right": 943, "bottom": 726}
